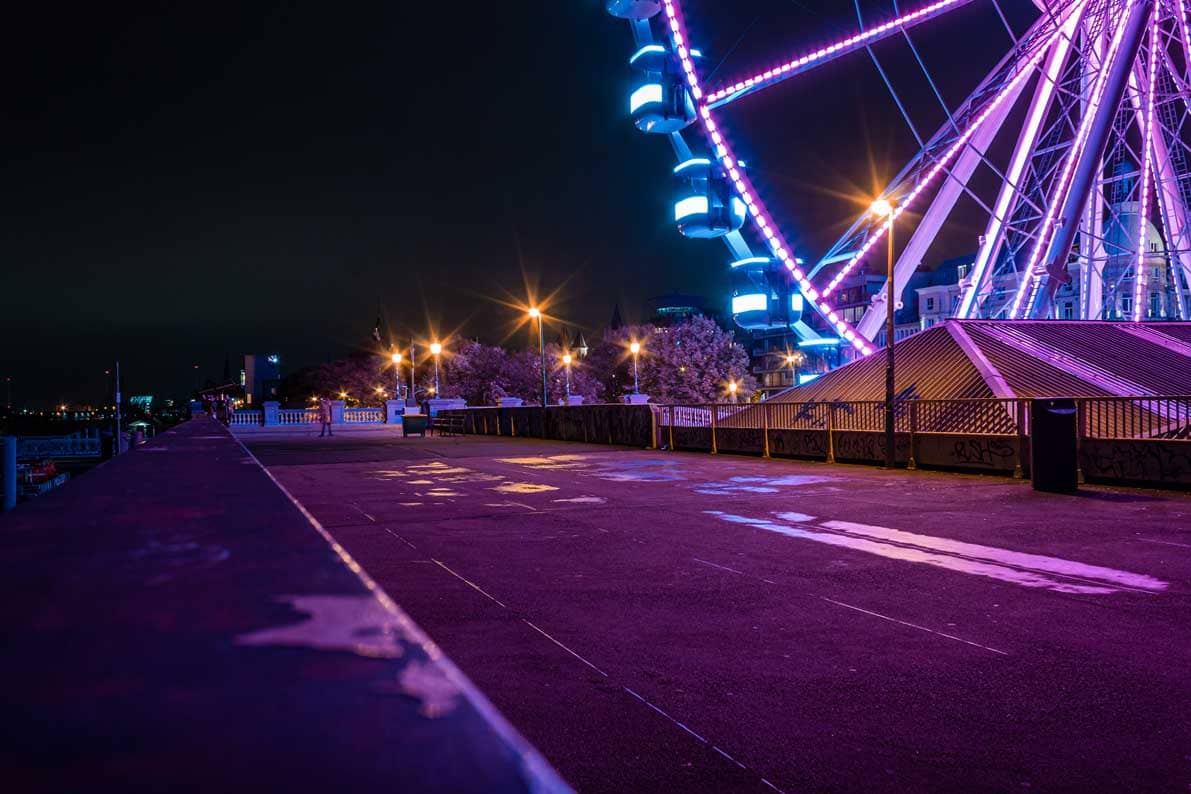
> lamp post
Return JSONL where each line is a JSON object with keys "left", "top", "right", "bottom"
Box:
{"left": 562, "top": 353, "right": 572, "bottom": 404}
{"left": 429, "top": 342, "right": 442, "bottom": 398}
{"left": 528, "top": 307, "right": 547, "bottom": 407}
{"left": 785, "top": 351, "right": 804, "bottom": 387}
{"left": 871, "top": 197, "right": 897, "bottom": 469}
{"left": 629, "top": 341, "right": 641, "bottom": 394}
{"left": 390, "top": 351, "right": 403, "bottom": 401}
{"left": 407, "top": 341, "right": 417, "bottom": 408}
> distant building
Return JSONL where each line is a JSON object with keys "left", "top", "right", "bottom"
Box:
{"left": 647, "top": 291, "right": 713, "bottom": 326}
{"left": 243, "top": 354, "right": 281, "bottom": 405}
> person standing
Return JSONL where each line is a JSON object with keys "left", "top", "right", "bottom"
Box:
{"left": 318, "top": 397, "right": 333, "bottom": 437}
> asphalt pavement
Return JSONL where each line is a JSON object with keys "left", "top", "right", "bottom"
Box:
{"left": 245, "top": 431, "right": 1191, "bottom": 792}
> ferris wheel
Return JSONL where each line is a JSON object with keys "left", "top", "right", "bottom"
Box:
{"left": 604, "top": 0, "right": 1191, "bottom": 361}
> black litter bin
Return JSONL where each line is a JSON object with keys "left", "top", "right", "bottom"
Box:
{"left": 1029, "top": 398, "right": 1078, "bottom": 493}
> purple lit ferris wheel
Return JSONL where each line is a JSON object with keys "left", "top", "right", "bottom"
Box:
{"left": 605, "top": 0, "right": 1191, "bottom": 359}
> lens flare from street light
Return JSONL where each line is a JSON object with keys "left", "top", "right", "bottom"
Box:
{"left": 630, "top": 341, "right": 640, "bottom": 354}
{"left": 728, "top": 382, "right": 738, "bottom": 394}
{"left": 562, "top": 354, "right": 572, "bottom": 365}
{"left": 430, "top": 342, "right": 442, "bottom": 356}
{"left": 391, "top": 352, "right": 402, "bottom": 364}
{"left": 528, "top": 307, "right": 541, "bottom": 319}
{"left": 870, "top": 198, "right": 894, "bottom": 218}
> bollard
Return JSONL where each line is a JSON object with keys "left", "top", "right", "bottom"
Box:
{"left": 2, "top": 436, "right": 16, "bottom": 512}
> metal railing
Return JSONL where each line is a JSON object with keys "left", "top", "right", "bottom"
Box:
{"left": 1079, "top": 395, "right": 1191, "bottom": 440}
{"left": 660, "top": 399, "right": 1024, "bottom": 435}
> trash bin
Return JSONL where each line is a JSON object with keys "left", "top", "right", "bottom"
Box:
{"left": 1029, "top": 398, "right": 1078, "bottom": 493}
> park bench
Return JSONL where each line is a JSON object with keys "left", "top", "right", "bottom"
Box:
{"left": 433, "top": 415, "right": 467, "bottom": 437}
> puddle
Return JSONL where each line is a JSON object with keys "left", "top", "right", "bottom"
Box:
{"left": 488, "top": 480, "right": 557, "bottom": 492}
{"left": 237, "top": 595, "right": 409, "bottom": 658}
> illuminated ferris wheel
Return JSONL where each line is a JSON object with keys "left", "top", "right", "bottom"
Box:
{"left": 605, "top": 0, "right": 1191, "bottom": 360}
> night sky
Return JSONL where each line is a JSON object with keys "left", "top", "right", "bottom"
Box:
{"left": 3, "top": 0, "right": 1036, "bottom": 406}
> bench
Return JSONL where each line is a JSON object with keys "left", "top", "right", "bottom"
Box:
{"left": 433, "top": 415, "right": 467, "bottom": 437}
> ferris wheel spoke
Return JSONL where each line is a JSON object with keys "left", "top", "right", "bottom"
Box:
{"left": 1145, "top": 45, "right": 1191, "bottom": 318}
{"left": 1011, "top": 0, "right": 1153, "bottom": 319}
{"left": 959, "top": 7, "right": 1083, "bottom": 318}
{"left": 703, "top": 0, "right": 979, "bottom": 109}
{"left": 816, "top": 0, "right": 1084, "bottom": 320}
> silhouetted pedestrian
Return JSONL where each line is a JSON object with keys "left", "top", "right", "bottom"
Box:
{"left": 318, "top": 397, "right": 333, "bottom": 437}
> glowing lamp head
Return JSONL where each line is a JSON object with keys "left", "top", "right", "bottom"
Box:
{"left": 390, "top": 352, "right": 402, "bottom": 364}
{"left": 870, "top": 198, "right": 894, "bottom": 218}
{"left": 630, "top": 341, "right": 641, "bottom": 354}
{"left": 562, "top": 354, "right": 572, "bottom": 365}
{"left": 338, "top": 391, "right": 347, "bottom": 399}
{"left": 727, "top": 382, "right": 737, "bottom": 394}
{"left": 430, "top": 342, "right": 442, "bottom": 356}
{"left": 528, "top": 307, "right": 540, "bottom": 319}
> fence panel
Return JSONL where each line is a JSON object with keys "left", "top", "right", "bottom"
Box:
{"left": 344, "top": 407, "right": 384, "bottom": 424}
{"left": 1079, "top": 396, "right": 1191, "bottom": 439}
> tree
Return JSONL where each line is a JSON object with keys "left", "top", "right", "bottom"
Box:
{"left": 439, "top": 340, "right": 510, "bottom": 405}
{"left": 281, "top": 351, "right": 393, "bottom": 407}
{"left": 637, "top": 316, "right": 755, "bottom": 403}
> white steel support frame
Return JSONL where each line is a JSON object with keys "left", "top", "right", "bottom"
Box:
{"left": 960, "top": 8, "right": 1083, "bottom": 318}
{"left": 1024, "top": 0, "right": 1154, "bottom": 318}
{"left": 609, "top": 0, "right": 1191, "bottom": 354}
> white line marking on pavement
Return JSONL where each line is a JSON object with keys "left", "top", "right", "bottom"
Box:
{"left": 712, "top": 745, "right": 747, "bottom": 769}
{"left": 819, "top": 596, "right": 1010, "bottom": 656}
{"left": 382, "top": 526, "right": 417, "bottom": 550}
{"left": 707, "top": 510, "right": 1167, "bottom": 596}
{"left": 1137, "top": 538, "right": 1191, "bottom": 549}
{"left": 818, "top": 518, "right": 1167, "bottom": 593}
{"left": 522, "top": 620, "right": 607, "bottom": 677}
{"left": 431, "top": 559, "right": 509, "bottom": 609}
{"left": 692, "top": 557, "right": 748, "bottom": 576}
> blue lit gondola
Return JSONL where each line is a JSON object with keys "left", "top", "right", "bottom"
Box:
{"left": 605, "top": 0, "right": 661, "bottom": 19}
{"left": 628, "top": 44, "right": 695, "bottom": 133}
{"left": 673, "top": 158, "right": 746, "bottom": 238}
{"left": 730, "top": 256, "right": 804, "bottom": 330}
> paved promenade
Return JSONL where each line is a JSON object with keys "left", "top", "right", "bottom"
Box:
{"left": 0, "top": 419, "right": 564, "bottom": 792}
{"left": 245, "top": 431, "right": 1191, "bottom": 793}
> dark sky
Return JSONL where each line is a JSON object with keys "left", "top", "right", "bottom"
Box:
{"left": 2, "top": 0, "right": 1035, "bottom": 406}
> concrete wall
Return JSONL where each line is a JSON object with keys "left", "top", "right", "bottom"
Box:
{"left": 444, "top": 405, "right": 656, "bottom": 448}
{"left": 1080, "top": 438, "right": 1191, "bottom": 487}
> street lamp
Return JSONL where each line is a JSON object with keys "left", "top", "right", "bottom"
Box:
{"left": 429, "top": 342, "right": 442, "bottom": 398}
{"left": 727, "top": 381, "right": 738, "bottom": 403}
{"left": 871, "top": 196, "right": 897, "bottom": 468}
{"left": 785, "top": 351, "right": 804, "bottom": 386}
{"left": 390, "top": 351, "right": 403, "bottom": 401}
{"left": 629, "top": 341, "right": 641, "bottom": 394}
{"left": 528, "top": 307, "right": 547, "bottom": 407}
{"left": 562, "top": 353, "right": 572, "bottom": 404}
